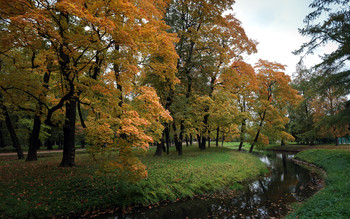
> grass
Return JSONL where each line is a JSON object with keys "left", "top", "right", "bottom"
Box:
{"left": 266, "top": 144, "right": 350, "bottom": 152}
{"left": 287, "top": 149, "right": 350, "bottom": 218}
{"left": 0, "top": 145, "right": 267, "bottom": 218}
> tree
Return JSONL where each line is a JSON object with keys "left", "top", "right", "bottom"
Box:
{"left": 295, "top": 0, "right": 350, "bottom": 95}
{"left": 164, "top": 0, "right": 256, "bottom": 153}
{"left": 249, "top": 60, "right": 301, "bottom": 152}
{"left": 220, "top": 61, "right": 258, "bottom": 151}
{"left": 0, "top": 0, "right": 178, "bottom": 175}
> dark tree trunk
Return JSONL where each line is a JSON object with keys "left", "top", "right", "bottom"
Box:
{"left": 238, "top": 120, "right": 246, "bottom": 151}
{"left": 0, "top": 121, "right": 5, "bottom": 148}
{"left": 207, "top": 135, "right": 210, "bottom": 148}
{"left": 3, "top": 105, "right": 24, "bottom": 159}
{"left": 154, "top": 141, "right": 163, "bottom": 156}
{"left": 190, "top": 133, "right": 193, "bottom": 145}
{"left": 197, "top": 134, "right": 201, "bottom": 148}
{"left": 185, "top": 136, "right": 189, "bottom": 147}
{"left": 281, "top": 138, "right": 286, "bottom": 146}
{"left": 216, "top": 127, "right": 219, "bottom": 147}
{"left": 249, "top": 110, "right": 267, "bottom": 153}
{"left": 249, "top": 129, "right": 260, "bottom": 153}
{"left": 221, "top": 134, "right": 225, "bottom": 146}
{"left": 335, "top": 137, "right": 339, "bottom": 146}
{"left": 81, "top": 139, "right": 85, "bottom": 148}
{"left": 60, "top": 100, "right": 77, "bottom": 167}
{"left": 238, "top": 141, "right": 244, "bottom": 151}
{"left": 178, "top": 121, "right": 184, "bottom": 155}
{"left": 26, "top": 113, "right": 41, "bottom": 161}
{"left": 164, "top": 125, "right": 170, "bottom": 154}
{"left": 172, "top": 122, "right": 182, "bottom": 155}
{"left": 200, "top": 135, "right": 206, "bottom": 150}
{"left": 46, "top": 139, "right": 53, "bottom": 150}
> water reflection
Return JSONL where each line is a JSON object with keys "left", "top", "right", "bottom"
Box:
{"left": 102, "top": 153, "right": 322, "bottom": 219}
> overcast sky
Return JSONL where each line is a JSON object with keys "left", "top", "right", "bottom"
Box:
{"left": 231, "top": 0, "right": 336, "bottom": 76}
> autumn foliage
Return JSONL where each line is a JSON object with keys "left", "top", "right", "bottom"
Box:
{"left": 0, "top": 0, "right": 302, "bottom": 181}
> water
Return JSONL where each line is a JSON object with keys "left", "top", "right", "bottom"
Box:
{"left": 102, "top": 152, "right": 323, "bottom": 218}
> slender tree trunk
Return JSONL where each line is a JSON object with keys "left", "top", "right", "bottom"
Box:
{"left": 190, "top": 133, "right": 193, "bottom": 145}
{"left": 154, "top": 141, "right": 162, "bottom": 156}
{"left": 178, "top": 121, "right": 184, "bottom": 155}
{"left": 249, "top": 109, "right": 267, "bottom": 153}
{"left": 0, "top": 121, "right": 5, "bottom": 148}
{"left": 26, "top": 112, "right": 41, "bottom": 161}
{"left": 46, "top": 139, "right": 53, "bottom": 150}
{"left": 221, "top": 134, "right": 225, "bottom": 146}
{"left": 172, "top": 122, "right": 182, "bottom": 155}
{"left": 281, "top": 138, "right": 286, "bottom": 146}
{"left": 207, "top": 135, "right": 210, "bottom": 148}
{"left": 335, "top": 137, "right": 339, "bottom": 146}
{"left": 155, "top": 131, "right": 165, "bottom": 156}
{"left": 200, "top": 135, "right": 206, "bottom": 150}
{"left": 185, "top": 136, "right": 189, "bottom": 147}
{"left": 200, "top": 113, "right": 209, "bottom": 150}
{"left": 60, "top": 99, "right": 76, "bottom": 167}
{"left": 216, "top": 127, "right": 219, "bottom": 147}
{"left": 165, "top": 125, "right": 170, "bottom": 154}
{"left": 238, "top": 120, "right": 246, "bottom": 151}
{"left": 2, "top": 105, "right": 24, "bottom": 159}
{"left": 196, "top": 133, "right": 201, "bottom": 148}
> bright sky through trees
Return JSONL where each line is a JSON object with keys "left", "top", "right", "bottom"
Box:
{"left": 232, "top": 0, "right": 338, "bottom": 76}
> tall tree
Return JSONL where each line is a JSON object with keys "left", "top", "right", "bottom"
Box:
{"left": 249, "top": 60, "right": 300, "bottom": 152}
{"left": 220, "top": 61, "right": 258, "bottom": 151}
{"left": 295, "top": 0, "right": 350, "bottom": 95}
{"left": 165, "top": 0, "right": 256, "bottom": 152}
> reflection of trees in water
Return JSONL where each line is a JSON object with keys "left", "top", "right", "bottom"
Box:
{"left": 114, "top": 153, "right": 322, "bottom": 219}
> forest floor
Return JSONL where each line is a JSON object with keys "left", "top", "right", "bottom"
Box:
{"left": 286, "top": 149, "right": 350, "bottom": 218}
{"left": 0, "top": 145, "right": 267, "bottom": 218}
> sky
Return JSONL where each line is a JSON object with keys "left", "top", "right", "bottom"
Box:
{"left": 231, "top": 0, "right": 337, "bottom": 76}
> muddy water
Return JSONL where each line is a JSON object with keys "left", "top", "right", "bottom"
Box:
{"left": 103, "top": 152, "right": 323, "bottom": 218}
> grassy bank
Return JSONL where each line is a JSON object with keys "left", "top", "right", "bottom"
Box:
{"left": 0, "top": 146, "right": 267, "bottom": 218}
{"left": 287, "top": 149, "right": 350, "bottom": 218}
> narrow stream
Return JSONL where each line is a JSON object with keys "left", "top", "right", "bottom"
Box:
{"left": 103, "top": 152, "right": 323, "bottom": 218}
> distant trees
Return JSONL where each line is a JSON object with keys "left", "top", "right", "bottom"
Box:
{"left": 291, "top": 0, "right": 350, "bottom": 145}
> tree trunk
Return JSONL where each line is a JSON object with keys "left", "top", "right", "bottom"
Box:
{"left": 190, "top": 133, "right": 193, "bottom": 145}
{"left": 178, "top": 121, "right": 184, "bottom": 155}
{"left": 335, "top": 137, "right": 339, "bottom": 146}
{"left": 154, "top": 141, "right": 163, "bottom": 156}
{"left": 197, "top": 134, "right": 201, "bottom": 148}
{"left": 3, "top": 105, "right": 24, "bottom": 159}
{"left": 221, "top": 134, "right": 225, "bottom": 146}
{"left": 281, "top": 138, "right": 286, "bottom": 146}
{"left": 216, "top": 127, "right": 219, "bottom": 147}
{"left": 0, "top": 121, "right": 5, "bottom": 148}
{"left": 238, "top": 120, "right": 246, "bottom": 151}
{"left": 185, "top": 136, "right": 189, "bottom": 147}
{"left": 207, "top": 129, "right": 211, "bottom": 148}
{"left": 172, "top": 122, "right": 182, "bottom": 155}
{"left": 200, "top": 135, "right": 206, "bottom": 150}
{"left": 46, "top": 139, "right": 53, "bottom": 150}
{"left": 60, "top": 99, "right": 76, "bottom": 167}
{"left": 26, "top": 113, "right": 41, "bottom": 161}
{"left": 165, "top": 125, "right": 170, "bottom": 154}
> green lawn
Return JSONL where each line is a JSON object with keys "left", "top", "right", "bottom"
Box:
{"left": 287, "top": 149, "right": 350, "bottom": 218}
{"left": 0, "top": 145, "right": 267, "bottom": 218}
